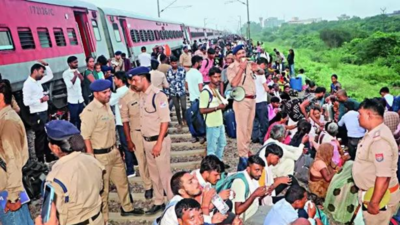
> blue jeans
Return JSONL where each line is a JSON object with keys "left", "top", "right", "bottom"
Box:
{"left": 252, "top": 102, "right": 269, "bottom": 144}
{"left": 0, "top": 204, "right": 33, "bottom": 225}
{"left": 206, "top": 125, "right": 227, "bottom": 160}
{"left": 68, "top": 102, "right": 84, "bottom": 130}
{"left": 290, "top": 64, "right": 295, "bottom": 76}
{"left": 117, "top": 125, "right": 136, "bottom": 175}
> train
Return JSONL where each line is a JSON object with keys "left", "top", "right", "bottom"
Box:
{"left": 0, "top": 0, "right": 226, "bottom": 122}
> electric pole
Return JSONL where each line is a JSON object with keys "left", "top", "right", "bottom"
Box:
{"left": 157, "top": 0, "right": 160, "bottom": 17}
{"left": 246, "top": 0, "right": 250, "bottom": 40}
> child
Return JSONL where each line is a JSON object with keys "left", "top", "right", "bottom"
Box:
{"left": 93, "top": 63, "right": 105, "bottom": 80}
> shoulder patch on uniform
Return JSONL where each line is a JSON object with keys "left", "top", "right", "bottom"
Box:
{"left": 373, "top": 131, "right": 381, "bottom": 139}
{"left": 159, "top": 101, "right": 167, "bottom": 108}
{"left": 375, "top": 153, "right": 384, "bottom": 162}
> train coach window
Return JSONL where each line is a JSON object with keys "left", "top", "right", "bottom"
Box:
{"left": 37, "top": 28, "right": 52, "bottom": 48}
{"left": 54, "top": 28, "right": 66, "bottom": 46}
{"left": 160, "top": 30, "right": 165, "bottom": 40}
{"left": 112, "top": 23, "right": 122, "bottom": 42}
{"left": 154, "top": 30, "right": 160, "bottom": 40}
{"left": 139, "top": 30, "right": 148, "bottom": 42}
{"left": 67, "top": 28, "right": 78, "bottom": 45}
{"left": 92, "top": 20, "right": 101, "bottom": 41}
{"left": 130, "top": 29, "right": 140, "bottom": 43}
{"left": 147, "top": 30, "right": 154, "bottom": 41}
{"left": 0, "top": 28, "right": 14, "bottom": 51}
{"left": 18, "top": 28, "right": 35, "bottom": 50}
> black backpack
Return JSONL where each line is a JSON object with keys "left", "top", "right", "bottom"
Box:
{"left": 22, "top": 160, "right": 49, "bottom": 200}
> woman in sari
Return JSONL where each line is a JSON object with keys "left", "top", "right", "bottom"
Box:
{"left": 324, "top": 161, "right": 362, "bottom": 224}
{"left": 309, "top": 143, "right": 336, "bottom": 199}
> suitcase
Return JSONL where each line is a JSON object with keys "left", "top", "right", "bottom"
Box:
{"left": 224, "top": 109, "right": 237, "bottom": 138}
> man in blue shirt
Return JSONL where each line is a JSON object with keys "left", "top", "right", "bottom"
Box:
{"left": 336, "top": 89, "right": 360, "bottom": 121}
{"left": 264, "top": 185, "right": 321, "bottom": 225}
{"left": 167, "top": 56, "right": 187, "bottom": 129}
{"left": 338, "top": 101, "right": 366, "bottom": 160}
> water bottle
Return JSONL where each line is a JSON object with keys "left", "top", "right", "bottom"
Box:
{"left": 212, "top": 194, "right": 229, "bottom": 215}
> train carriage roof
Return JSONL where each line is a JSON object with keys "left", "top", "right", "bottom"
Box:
{"left": 27, "top": 0, "right": 98, "bottom": 10}
{"left": 100, "top": 7, "right": 183, "bottom": 26}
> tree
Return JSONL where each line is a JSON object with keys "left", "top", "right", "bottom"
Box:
{"left": 319, "top": 28, "right": 352, "bottom": 48}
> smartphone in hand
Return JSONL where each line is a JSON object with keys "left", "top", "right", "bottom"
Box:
{"left": 41, "top": 183, "right": 55, "bottom": 223}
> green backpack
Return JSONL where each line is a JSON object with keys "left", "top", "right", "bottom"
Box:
{"left": 215, "top": 172, "right": 250, "bottom": 198}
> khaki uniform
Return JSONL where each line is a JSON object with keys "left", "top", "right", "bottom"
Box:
{"left": 227, "top": 61, "right": 256, "bottom": 157}
{"left": 46, "top": 152, "right": 104, "bottom": 225}
{"left": 80, "top": 98, "right": 134, "bottom": 221}
{"left": 120, "top": 89, "right": 152, "bottom": 190}
{"left": 0, "top": 106, "right": 28, "bottom": 202}
{"left": 150, "top": 70, "right": 169, "bottom": 89}
{"left": 353, "top": 123, "right": 400, "bottom": 225}
{"left": 158, "top": 64, "right": 171, "bottom": 75}
{"left": 140, "top": 85, "right": 173, "bottom": 205}
{"left": 112, "top": 57, "right": 125, "bottom": 72}
{"left": 179, "top": 52, "right": 192, "bottom": 69}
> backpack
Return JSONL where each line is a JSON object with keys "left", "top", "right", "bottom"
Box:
{"left": 392, "top": 96, "right": 400, "bottom": 112}
{"left": 22, "top": 160, "right": 49, "bottom": 200}
{"left": 215, "top": 172, "right": 250, "bottom": 198}
{"left": 283, "top": 98, "right": 304, "bottom": 122}
{"left": 204, "top": 58, "right": 210, "bottom": 68}
{"left": 201, "top": 88, "right": 214, "bottom": 122}
{"left": 185, "top": 100, "right": 206, "bottom": 137}
{"left": 294, "top": 154, "right": 313, "bottom": 184}
{"left": 153, "top": 199, "right": 179, "bottom": 225}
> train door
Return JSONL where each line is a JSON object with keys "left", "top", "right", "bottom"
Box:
{"left": 119, "top": 18, "right": 132, "bottom": 58}
{"left": 74, "top": 10, "right": 95, "bottom": 57}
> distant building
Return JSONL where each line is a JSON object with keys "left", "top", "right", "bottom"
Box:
{"left": 259, "top": 17, "right": 263, "bottom": 28}
{"left": 388, "top": 10, "right": 400, "bottom": 17}
{"left": 338, "top": 14, "right": 351, "bottom": 21}
{"left": 264, "top": 17, "right": 285, "bottom": 28}
{"left": 287, "top": 17, "right": 322, "bottom": 25}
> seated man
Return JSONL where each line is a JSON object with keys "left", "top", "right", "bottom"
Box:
{"left": 159, "top": 171, "right": 232, "bottom": 225}
{"left": 264, "top": 185, "right": 322, "bottom": 225}
{"left": 257, "top": 143, "right": 298, "bottom": 205}
{"left": 231, "top": 155, "right": 269, "bottom": 221}
{"left": 191, "top": 155, "right": 225, "bottom": 188}
{"left": 264, "top": 124, "right": 308, "bottom": 177}
{"left": 175, "top": 198, "right": 243, "bottom": 225}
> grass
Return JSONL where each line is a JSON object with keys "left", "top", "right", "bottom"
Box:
{"left": 265, "top": 43, "right": 400, "bottom": 101}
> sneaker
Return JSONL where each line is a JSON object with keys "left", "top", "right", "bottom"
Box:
{"left": 190, "top": 137, "right": 198, "bottom": 143}
{"left": 199, "top": 137, "right": 206, "bottom": 145}
{"left": 127, "top": 171, "right": 136, "bottom": 178}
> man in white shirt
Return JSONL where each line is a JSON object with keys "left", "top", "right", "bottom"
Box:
{"left": 252, "top": 57, "right": 270, "bottom": 144}
{"left": 380, "top": 86, "right": 394, "bottom": 111}
{"left": 231, "top": 155, "right": 269, "bottom": 221}
{"left": 185, "top": 55, "right": 205, "bottom": 143}
{"left": 191, "top": 155, "right": 226, "bottom": 189}
{"left": 62, "top": 56, "right": 84, "bottom": 130}
{"left": 138, "top": 46, "right": 151, "bottom": 68}
{"left": 263, "top": 124, "right": 308, "bottom": 177}
{"left": 110, "top": 72, "right": 135, "bottom": 177}
{"left": 160, "top": 171, "right": 215, "bottom": 225}
{"left": 264, "top": 185, "right": 321, "bottom": 225}
{"left": 23, "top": 62, "right": 54, "bottom": 162}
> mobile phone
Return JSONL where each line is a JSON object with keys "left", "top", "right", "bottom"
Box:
{"left": 41, "top": 183, "right": 55, "bottom": 223}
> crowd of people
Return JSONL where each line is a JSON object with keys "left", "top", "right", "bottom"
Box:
{"left": 0, "top": 34, "right": 400, "bottom": 225}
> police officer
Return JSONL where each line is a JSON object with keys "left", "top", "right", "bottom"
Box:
{"left": 120, "top": 71, "right": 153, "bottom": 199}
{"left": 227, "top": 44, "right": 258, "bottom": 171}
{"left": 45, "top": 120, "right": 104, "bottom": 225}
{"left": 128, "top": 67, "right": 173, "bottom": 215}
{"left": 80, "top": 79, "right": 144, "bottom": 222}
{"left": 353, "top": 98, "right": 400, "bottom": 225}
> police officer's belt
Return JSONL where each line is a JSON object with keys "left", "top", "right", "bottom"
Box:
{"left": 143, "top": 132, "right": 168, "bottom": 142}
{"left": 93, "top": 147, "right": 113, "bottom": 154}
{"left": 72, "top": 211, "right": 101, "bottom": 225}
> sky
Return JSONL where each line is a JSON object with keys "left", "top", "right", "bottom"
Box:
{"left": 84, "top": 0, "right": 400, "bottom": 32}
